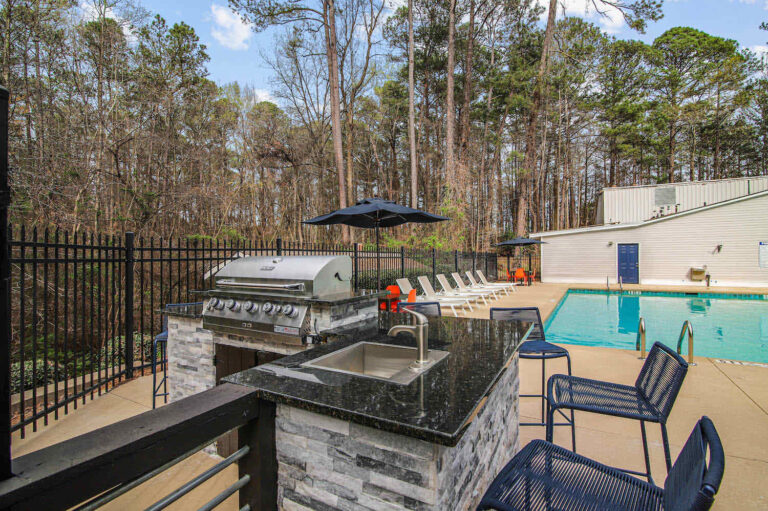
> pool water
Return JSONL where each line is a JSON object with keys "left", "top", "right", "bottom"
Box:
{"left": 544, "top": 290, "right": 768, "bottom": 363}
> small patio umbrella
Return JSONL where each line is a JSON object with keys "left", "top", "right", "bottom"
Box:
{"left": 495, "top": 237, "right": 546, "bottom": 281}
{"left": 303, "top": 198, "right": 449, "bottom": 290}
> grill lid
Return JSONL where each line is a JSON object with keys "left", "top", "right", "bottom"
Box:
{"left": 213, "top": 255, "right": 352, "bottom": 298}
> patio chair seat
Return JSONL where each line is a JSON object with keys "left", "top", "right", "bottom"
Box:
{"left": 549, "top": 375, "right": 662, "bottom": 422}
{"left": 478, "top": 416, "right": 724, "bottom": 511}
{"left": 518, "top": 340, "right": 568, "bottom": 358}
{"left": 478, "top": 439, "right": 664, "bottom": 511}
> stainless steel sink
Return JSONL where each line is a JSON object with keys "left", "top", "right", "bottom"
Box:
{"left": 301, "top": 342, "right": 449, "bottom": 385}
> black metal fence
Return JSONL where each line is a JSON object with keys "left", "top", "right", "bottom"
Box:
{"left": 9, "top": 229, "right": 498, "bottom": 435}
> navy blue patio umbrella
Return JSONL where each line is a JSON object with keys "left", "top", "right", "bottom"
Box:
{"left": 303, "top": 198, "right": 449, "bottom": 290}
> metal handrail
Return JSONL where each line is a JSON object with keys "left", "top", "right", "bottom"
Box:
{"left": 619, "top": 276, "right": 623, "bottom": 293}
{"left": 606, "top": 276, "right": 610, "bottom": 291}
{"left": 677, "top": 320, "right": 696, "bottom": 365}
{"left": 146, "top": 445, "right": 251, "bottom": 511}
{"left": 636, "top": 317, "right": 646, "bottom": 359}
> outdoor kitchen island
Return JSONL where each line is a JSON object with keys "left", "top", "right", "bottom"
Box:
{"left": 224, "top": 312, "right": 531, "bottom": 511}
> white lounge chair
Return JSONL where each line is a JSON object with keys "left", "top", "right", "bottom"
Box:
{"left": 435, "top": 274, "right": 490, "bottom": 305}
{"left": 476, "top": 270, "right": 516, "bottom": 293}
{"left": 397, "top": 277, "right": 470, "bottom": 317}
{"left": 452, "top": 272, "right": 500, "bottom": 299}
{"left": 415, "top": 276, "right": 476, "bottom": 312}
{"left": 466, "top": 271, "right": 510, "bottom": 295}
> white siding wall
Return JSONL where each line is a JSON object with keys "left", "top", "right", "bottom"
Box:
{"left": 602, "top": 177, "right": 768, "bottom": 224}
{"left": 541, "top": 194, "right": 768, "bottom": 287}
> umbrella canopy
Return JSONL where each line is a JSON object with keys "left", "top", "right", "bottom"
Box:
{"left": 303, "top": 198, "right": 449, "bottom": 290}
{"left": 495, "top": 237, "right": 546, "bottom": 247}
{"left": 303, "top": 198, "right": 449, "bottom": 229}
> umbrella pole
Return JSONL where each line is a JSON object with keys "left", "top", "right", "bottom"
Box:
{"left": 376, "top": 223, "right": 381, "bottom": 291}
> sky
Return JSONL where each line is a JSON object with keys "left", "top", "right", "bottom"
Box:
{"left": 129, "top": 0, "right": 768, "bottom": 96}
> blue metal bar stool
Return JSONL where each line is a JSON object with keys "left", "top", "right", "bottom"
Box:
{"left": 397, "top": 301, "right": 442, "bottom": 316}
{"left": 546, "top": 342, "right": 688, "bottom": 484}
{"left": 153, "top": 303, "right": 202, "bottom": 409}
{"left": 490, "top": 307, "right": 575, "bottom": 450}
{"left": 477, "top": 416, "right": 724, "bottom": 511}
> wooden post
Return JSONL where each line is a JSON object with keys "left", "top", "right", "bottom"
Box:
{"left": 239, "top": 399, "right": 277, "bottom": 510}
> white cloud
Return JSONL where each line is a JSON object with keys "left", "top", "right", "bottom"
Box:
{"left": 536, "top": 0, "right": 627, "bottom": 34}
{"left": 751, "top": 44, "right": 768, "bottom": 59}
{"left": 252, "top": 88, "right": 276, "bottom": 103}
{"left": 78, "top": 0, "right": 136, "bottom": 42}
{"left": 210, "top": 4, "right": 253, "bottom": 50}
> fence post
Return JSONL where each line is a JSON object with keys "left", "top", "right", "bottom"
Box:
{"left": 0, "top": 86, "right": 12, "bottom": 479}
{"left": 276, "top": 238, "right": 283, "bottom": 256}
{"left": 472, "top": 251, "right": 476, "bottom": 273}
{"left": 400, "top": 246, "right": 405, "bottom": 278}
{"left": 431, "top": 248, "right": 436, "bottom": 284}
{"left": 124, "top": 232, "right": 135, "bottom": 380}
{"left": 353, "top": 243, "right": 359, "bottom": 291}
{"left": 454, "top": 250, "right": 458, "bottom": 272}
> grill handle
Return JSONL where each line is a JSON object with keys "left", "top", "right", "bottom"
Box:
{"left": 216, "top": 280, "right": 305, "bottom": 292}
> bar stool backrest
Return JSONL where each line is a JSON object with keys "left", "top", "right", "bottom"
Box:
{"left": 635, "top": 342, "right": 689, "bottom": 420}
{"left": 490, "top": 307, "right": 544, "bottom": 341}
{"left": 397, "top": 301, "right": 441, "bottom": 317}
{"left": 663, "top": 416, "right": 725, "bottom": 511}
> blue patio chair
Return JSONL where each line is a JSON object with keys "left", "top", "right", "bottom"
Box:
{"left": 153, "top": 303, "right": 202, "bottom": 409}
{"left": 491, "top": 307, "right": 574, "bottom": 449}
{"left": 546, "top": 342, "right": 688, "bottom": 484}
{"left": 397, "top": 301, "right": 442, "bottom": 316}
{"left": 477, "top": 416, "right": 724, "bottom": 511}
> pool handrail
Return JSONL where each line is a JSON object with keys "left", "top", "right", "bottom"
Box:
{"left": 636, "top": 317, "right": 646, "bottom": 359}
{"left": 677, "top": 320, "right": 696, "bottom": 366}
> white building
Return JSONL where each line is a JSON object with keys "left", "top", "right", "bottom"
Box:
{"left": 532, "top": 178, "right": 768, "bottom": 288}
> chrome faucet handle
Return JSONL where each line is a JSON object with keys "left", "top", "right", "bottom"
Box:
{"left": 399, "top": 307, "right": 428, "bottom": 326}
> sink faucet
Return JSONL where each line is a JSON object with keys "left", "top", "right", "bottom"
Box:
{"left": 388, "top": 309, "right": 429, "bottom": 364}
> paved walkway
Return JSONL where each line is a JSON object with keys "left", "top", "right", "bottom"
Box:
{"left": 11, "top": 283, "right": 768, "bottom": 509}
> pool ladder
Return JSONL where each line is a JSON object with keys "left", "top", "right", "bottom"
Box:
{"left": 606, "top": 276, "right": 624, "bottom": 292}
{"left": 677, "top": 320, "right": 696, "bottom": 366}
{"left": 637, "top": 317, "right": 695, "bottom": 366}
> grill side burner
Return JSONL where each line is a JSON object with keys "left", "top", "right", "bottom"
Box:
{"left": 202, "top": 255, "right": 357, "bottom": 344}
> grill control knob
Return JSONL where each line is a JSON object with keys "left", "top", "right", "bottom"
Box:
{"left": 244, "top": 301, "right": 258, "bottom": 313}
{"left": 227, "top": 300, "right": 241, "bottom": 312}
{"left": 214, "top": 298, "right": 225, "bottom": 310}
{"left": 282, "top": 304, "right": 295, "bottom": 317}
{"left": 273, "top": 304, "right": 283, "bottom": 314}
{"left": 262, "top": 302, "right": 273, "bottom": 314}
{"left": 207, "top": 298, "right": 219, "bottom": 310}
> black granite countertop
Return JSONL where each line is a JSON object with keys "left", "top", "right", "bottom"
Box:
{"left": 224, "top": 312, "right": 531, "bottom": 446}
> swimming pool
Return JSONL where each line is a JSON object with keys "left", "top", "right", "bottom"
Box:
{"left": 544, "top": 289, "right": 768, "bottom": 363}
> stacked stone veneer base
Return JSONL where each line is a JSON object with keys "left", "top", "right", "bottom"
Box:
{"left": 276, "top": 355, "right": 520, "bottom": 511}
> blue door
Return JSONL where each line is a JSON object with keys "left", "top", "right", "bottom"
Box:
{"left": 617, "top": 244, "right": 639, "bottom": 284}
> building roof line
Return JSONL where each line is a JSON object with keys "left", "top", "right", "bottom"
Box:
{"left": 532, "top": 189, "right": 768, "bottom": 238}
{"left": 600, "top": 175, "right": 768, "bottom": 192}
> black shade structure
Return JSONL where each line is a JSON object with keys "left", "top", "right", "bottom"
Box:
{"left": 303, "top": 198, "right": 449, "bottom": 290}
{"left": 495, "top": 237, "right": 546, "bottom": 247}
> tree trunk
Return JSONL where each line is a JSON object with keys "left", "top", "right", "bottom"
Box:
{"left": 515, "top": 0, "right": 557, "bottom": 236}
{"left": 459, "top": 0, "right": 475, "bottom": 156}
{"left": 444, "top": 0, "right": 457, "bottom": 193}
{"left": 324, "top": 0, "right": 349, "bottom": 242}
{"left": 408, "top": 0, "right": 417, "bottom": 208}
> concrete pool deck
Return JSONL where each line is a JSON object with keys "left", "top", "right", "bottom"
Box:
{"left": 10, "top": 282, "right": 768, "bottom": 509}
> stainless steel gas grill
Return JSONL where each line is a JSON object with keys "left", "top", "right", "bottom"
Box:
{"left": 203, "top": 255, "right": 367, "bottom": 345}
